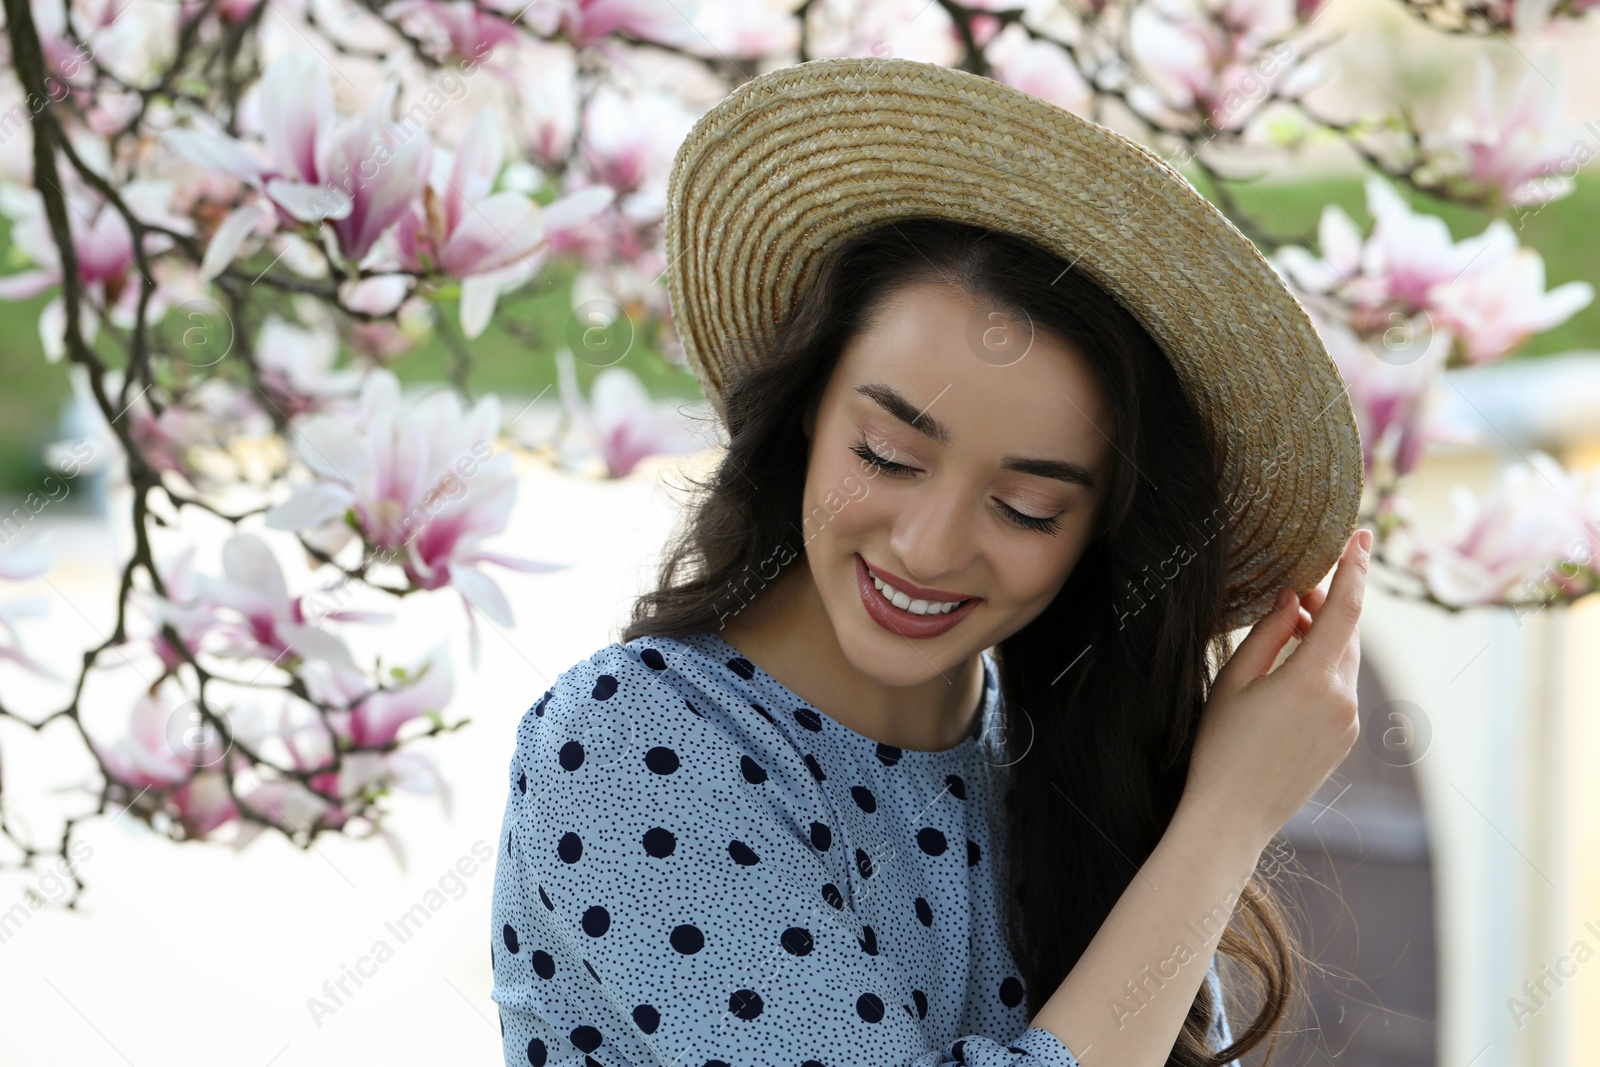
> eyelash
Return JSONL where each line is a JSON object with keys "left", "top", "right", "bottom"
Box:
{"left": 849, "top": 437, "right": 1065, "bottom": 535}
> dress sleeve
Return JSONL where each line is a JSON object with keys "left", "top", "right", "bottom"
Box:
{"left": 489, "top": 643, "right": 1084, "bottom": 1067}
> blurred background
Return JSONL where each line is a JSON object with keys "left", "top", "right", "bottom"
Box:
{"left": 1, "top": 0, "right": 1598, "bottom": 1063}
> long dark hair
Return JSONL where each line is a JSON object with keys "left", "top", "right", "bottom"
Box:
{"left": 622, "top": 216, "right": 1297, "bottom": 1065}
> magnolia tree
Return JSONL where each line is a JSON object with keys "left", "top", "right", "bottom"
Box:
{"left": 1, "top": 0, "right": 1598, "bottom": 903}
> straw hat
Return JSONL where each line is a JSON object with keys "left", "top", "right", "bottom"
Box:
{"left": 662, "top": 55, "right": 1364, "bottom": 635}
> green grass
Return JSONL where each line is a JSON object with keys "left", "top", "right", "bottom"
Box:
{"left": 1, "top": 171, "right": 1595, "bottom": 493}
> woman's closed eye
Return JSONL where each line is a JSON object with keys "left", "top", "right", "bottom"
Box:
{"left": 849, "top": 436, "right": 1065, "bottom": 535}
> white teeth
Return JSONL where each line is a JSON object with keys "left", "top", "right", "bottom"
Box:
{"left": 869, "top": 569, "right": 966, "bottom": 615}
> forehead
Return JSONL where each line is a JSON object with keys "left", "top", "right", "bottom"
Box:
{"left": 831, "top": 281, "right": 1115, "bottom": 466}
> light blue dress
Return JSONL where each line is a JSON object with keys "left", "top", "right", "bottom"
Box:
{"left": 490, "top": 629, "right": 1238, "bottom": 1066}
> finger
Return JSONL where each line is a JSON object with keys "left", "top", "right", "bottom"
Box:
{"left": 1292, "top": 605, "right": 1314, "bottom": 639}
{"left": 1288, "top": 530, "right": 1370, "bottom": 674}
{"left": 1299, "top": 586, "right": 1328, "bottom": 619}
{"left": 1222, "top": 587, "right": 1303, "bottom": 685}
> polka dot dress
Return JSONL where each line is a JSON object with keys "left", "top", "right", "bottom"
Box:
{"left": 490, "top": 629, "right": 1238, "bottom": 1066}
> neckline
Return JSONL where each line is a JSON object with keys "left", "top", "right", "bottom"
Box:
{"left": 680, "top": 629, "right": 996, "bottom": 761}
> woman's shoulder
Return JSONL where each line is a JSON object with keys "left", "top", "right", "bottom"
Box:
{"left": 514, "top": 629, "right": 770, "bottom": 765}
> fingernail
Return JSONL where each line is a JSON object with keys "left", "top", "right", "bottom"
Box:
{"left": 1275, "top": 587, "right": 1293, "bottom": 609}
{"left": 1357, "top": 529, "right": 1373, "bottom": 556}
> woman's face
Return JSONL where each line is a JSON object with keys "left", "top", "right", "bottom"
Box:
{"left": 800, "top": 278, "right": 1114, "bottom": 684}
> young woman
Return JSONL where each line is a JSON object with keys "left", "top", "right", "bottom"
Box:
{"left": 491, "top": 60, "right": 1367, "bottom": 1067}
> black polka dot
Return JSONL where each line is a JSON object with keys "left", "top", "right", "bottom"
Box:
{"left": 781, "top": 927, "right": 814, "bottom": 955}
{"left": 492, "top": 637, "right": 1025, "bottom": 1060}
{"left": 643, "top": 826, "right": 676, "bottom": 857}
{"left": 670, "top": 924, "right": 705, "bottom": 954}
{"left": 952, "top": 1039, "right": 968, "bottom": 1062}
{"left": 740, "top": 755, "right": 767, "bottom": 784}
{"left": 729, "top": 989, "right": 764, "bottom": 1020}
{"left": 917, "top": 828, "right": 948, "bottom": 856}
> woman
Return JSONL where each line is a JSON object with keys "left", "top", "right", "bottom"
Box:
{"left": 491, "top": 59, "right": 1367, "bottom": 1067}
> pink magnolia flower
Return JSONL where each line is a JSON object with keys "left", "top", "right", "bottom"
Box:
{"left": 1404, "top": 452, "right": 1600, "bottom": 607}
{"left": 554, "top": 348, "right": 708, "bottom": 477}
{"left": 190, "top": 533, "right": 367, "bottom": 668}
{"left": 1303, "top": 302, "right": 1453, "bottom": 478}
{"left": 1274, "top": 176, "right": 1591, "bottom": 366}
{"left": 1428, "top": 221, "right": 1593, "bottom": 364}
{"left": 395, "top": 107, "right": 613, "bottom": 338}
{"left": 514, "top": 0, "right": 700, "bottom": 49}
{"left": 1419, "top": 52, "right": 1586, "bottom": 209}
{"left": 264, "top": 369, "right": 567, "bottom": 660}
{"left": 0, "top": 179, "right": 190, "bottom": 361}
{"left": 255, "top": 314, "right": 365, "bottom": 416}
{"left": 1128, "top": 0, "right": 1314, "bottom": 131}
{"left": 983, "top": 24, "right": 1091, "bottom": 116}
{"left": 92, "top": 680, "right": 242, "bottom": 840}
{"left": 385, "top": 0, "right": 520, "bottom": 63}
{"left": 165, "top": 51, "right": 431, "bottom": 267}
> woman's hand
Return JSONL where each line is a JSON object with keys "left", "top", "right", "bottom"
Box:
{"left": 1180, "top": 528, "right": 1372, "bottom": 850}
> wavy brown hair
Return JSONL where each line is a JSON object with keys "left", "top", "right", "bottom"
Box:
{"left": 622, "top": 216, "right": 1299, "bottom": 1065}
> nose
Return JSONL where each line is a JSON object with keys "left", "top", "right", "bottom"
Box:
{"left": 888, "top": 479, "right": 978, "bottom": 594}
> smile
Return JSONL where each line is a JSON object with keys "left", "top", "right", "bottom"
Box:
{"left": 854, "top": 554, "right": 982, "bottom": 639}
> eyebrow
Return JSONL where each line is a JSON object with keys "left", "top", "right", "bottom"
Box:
{"left": 854, "top": 382, "right": 1098, "bottom": 490}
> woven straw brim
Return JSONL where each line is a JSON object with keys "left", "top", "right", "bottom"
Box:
{"left": 663, "top": 56, "right": 1364, "bottom": 635}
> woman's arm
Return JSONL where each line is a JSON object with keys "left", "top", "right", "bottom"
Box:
{"left": 1025, "top": 797, "right": 1266, "bottom": 1065}
{"left": 1029, "top": 528, "right": 1371, "bottom": 1065}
